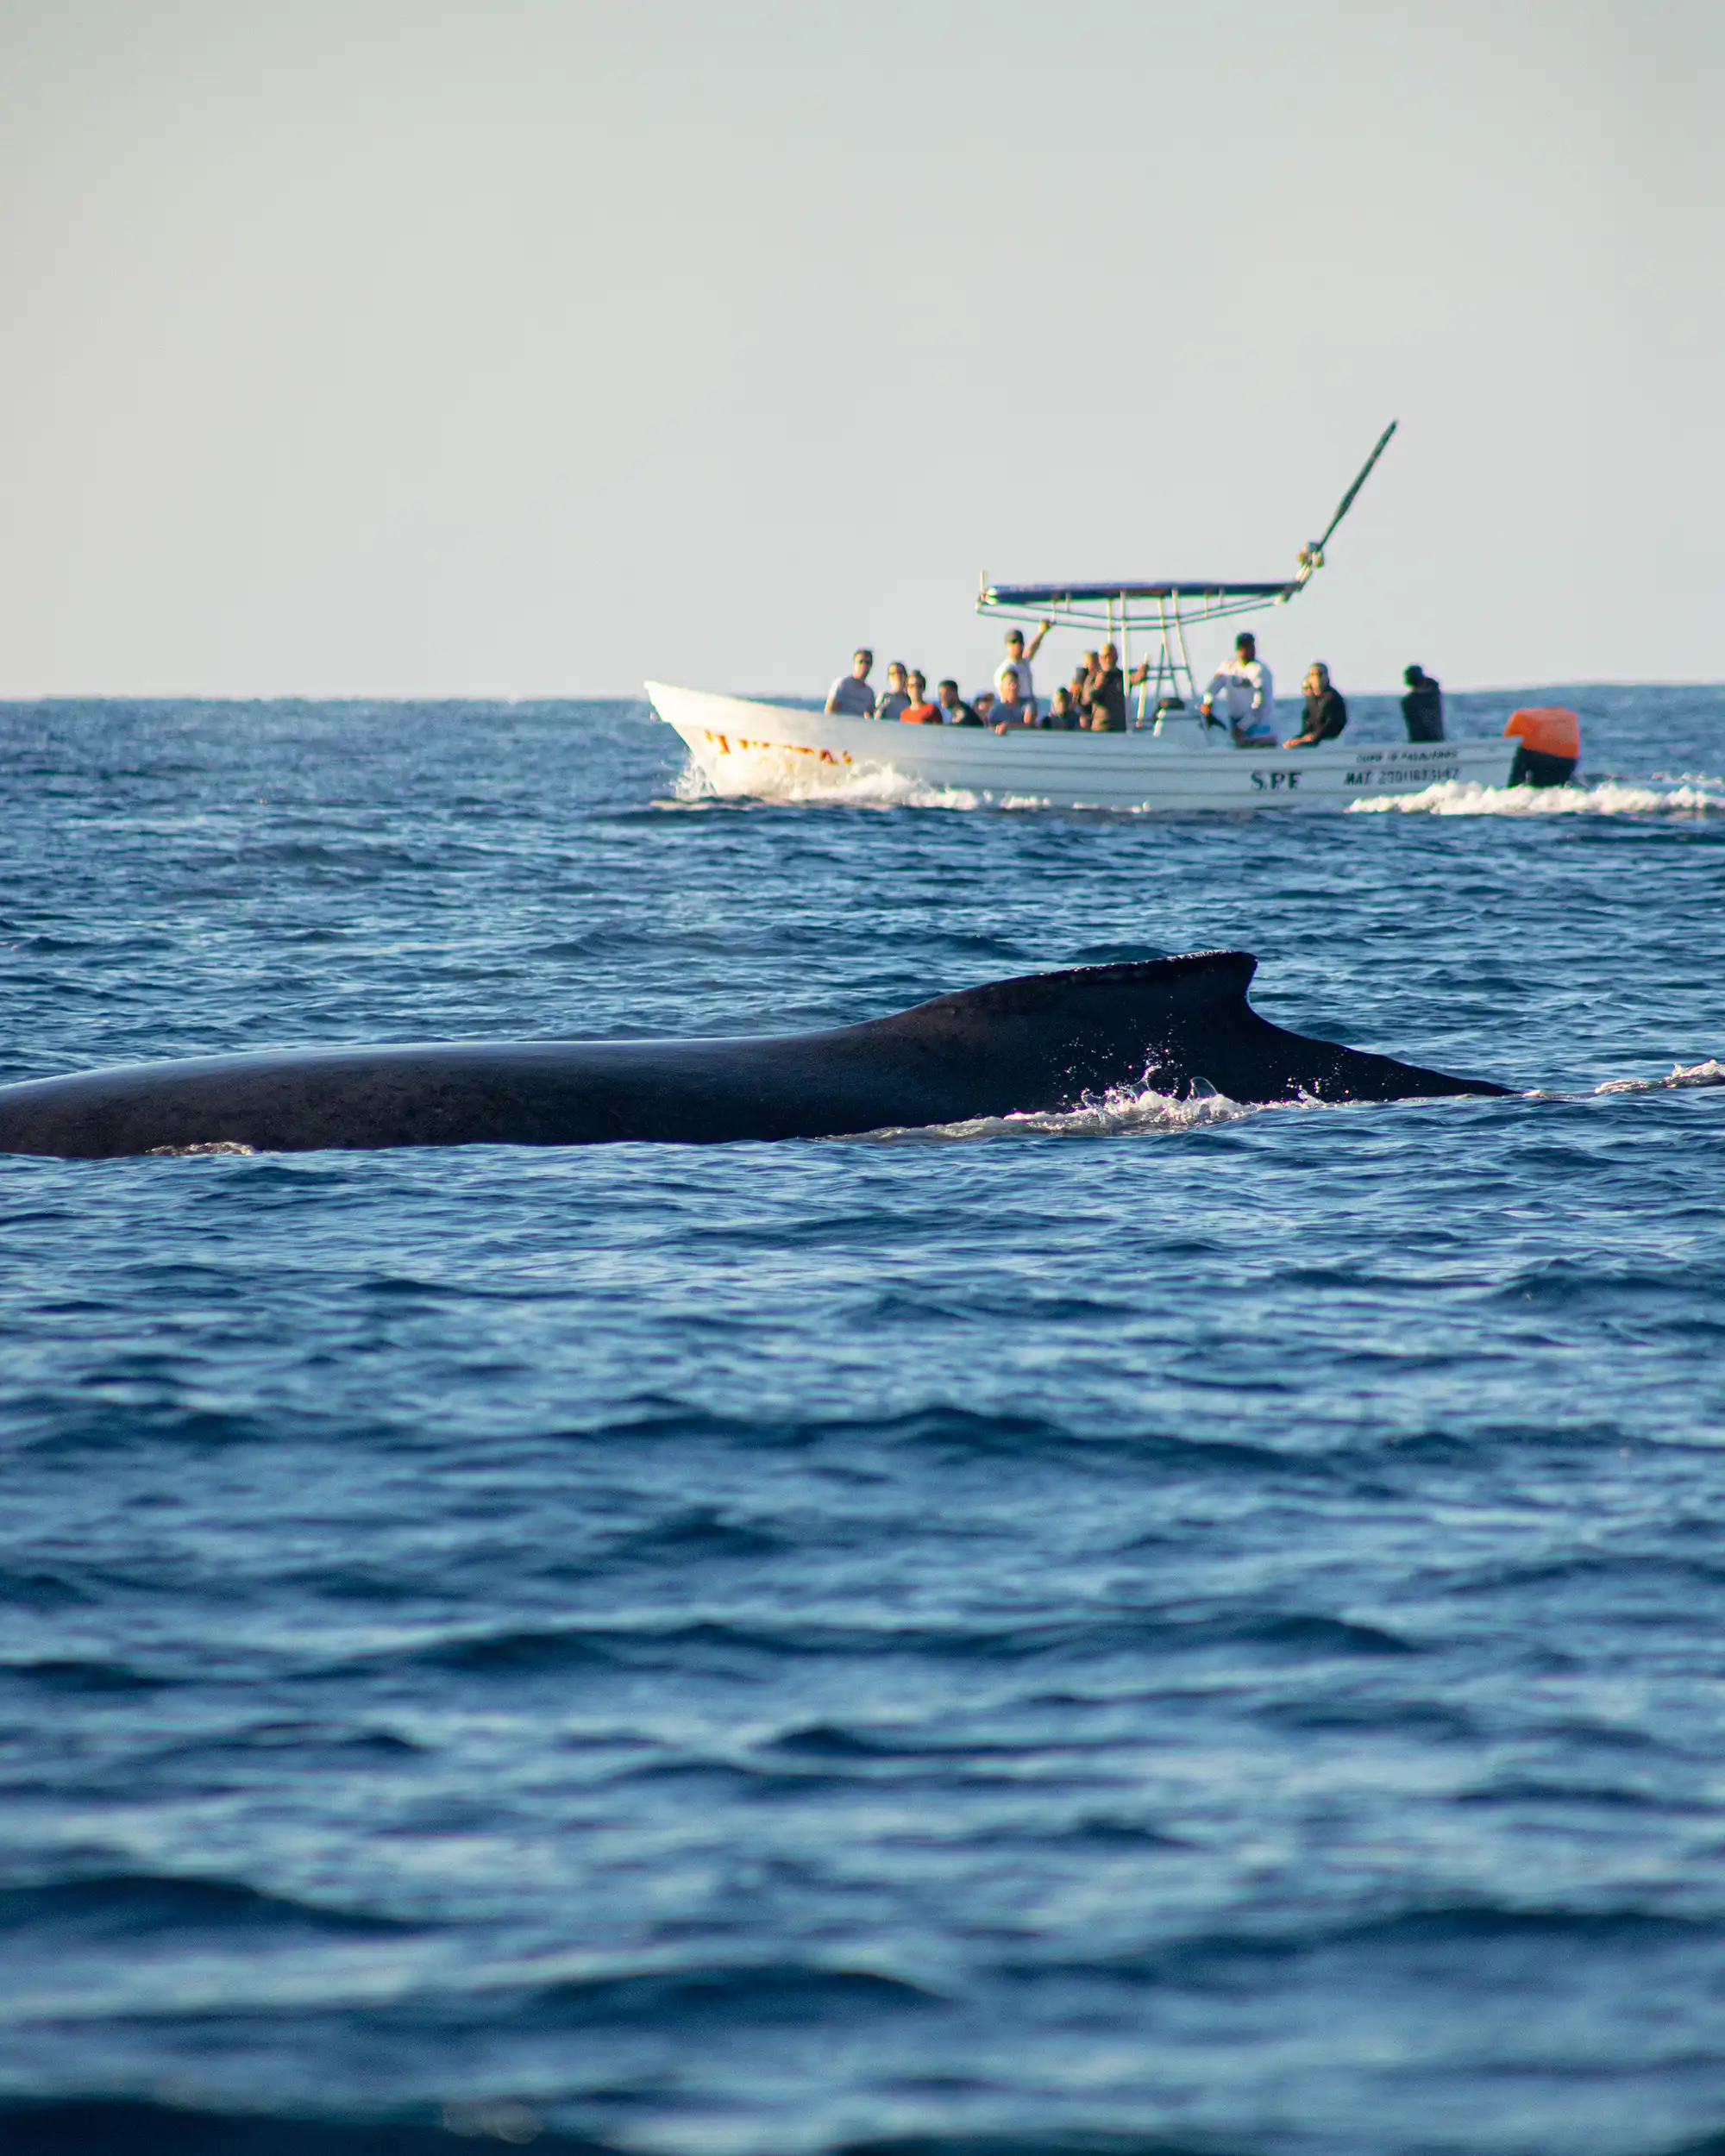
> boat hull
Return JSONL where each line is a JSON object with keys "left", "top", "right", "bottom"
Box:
{"left": 646, "top": 684, "right": 1518, "bottom": 812}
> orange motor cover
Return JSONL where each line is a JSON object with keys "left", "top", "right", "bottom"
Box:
{"left": 1504, "top": 706, "right": 1580, "bottom": 757}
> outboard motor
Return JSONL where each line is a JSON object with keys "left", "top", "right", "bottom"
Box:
{"left": 1504, "top": 705, "right": 1580, "bottom": 787}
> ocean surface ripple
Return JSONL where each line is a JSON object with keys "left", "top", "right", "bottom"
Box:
{"left": 0, "top": 686, "right": 1722, "bottom": 2156}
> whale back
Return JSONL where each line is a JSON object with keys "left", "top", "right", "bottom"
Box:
{"left": 875, "top": 950, "right": 1508, "bottom": 1107}
{"left": 0, "top": 950, "right": 1508, "bottom": 1158}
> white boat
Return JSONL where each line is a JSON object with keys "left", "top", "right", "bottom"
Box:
{"left": 648, "top": 682, "right": 1515, "bottom": 812}
{"left": 648, "top": 423, "right": 1519, "bottom": 812}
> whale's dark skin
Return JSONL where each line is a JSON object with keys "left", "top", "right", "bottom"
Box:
{"left": 0, "top": 950, "right": 1509, "bottom": 1159}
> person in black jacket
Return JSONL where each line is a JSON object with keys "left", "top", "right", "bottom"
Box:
{"left": 1402, "top": 664, "right": 1445, "bottom": 741}
{"left": 937, "top": 679, "right": 982, "bottom": 726}
{"left": 1083, "top": 642, "right": 1128, "bottom": 731}
{"left": 1284, "top": 662, "right": 1348, "bottom": 747}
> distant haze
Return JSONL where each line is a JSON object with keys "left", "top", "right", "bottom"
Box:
{"left": 2, "top": 0, "right": 1720, "bottom": 698}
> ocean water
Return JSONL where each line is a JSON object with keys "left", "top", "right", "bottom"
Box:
{"left": 0, "top": 686, "right": 1722, "bottom": 2156}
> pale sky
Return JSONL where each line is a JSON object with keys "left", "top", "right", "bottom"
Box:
{"left": 2, "top": 0, "right": 1720, "bottom": 698}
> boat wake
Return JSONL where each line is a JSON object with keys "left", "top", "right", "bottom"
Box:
{"left": 1349, "top": 776, "right": 1725, "bottom": 816}
{"left": 671, "top": 751, "right": 992, "bottom": 812}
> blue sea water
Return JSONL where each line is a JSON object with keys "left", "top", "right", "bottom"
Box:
{"left": 0, "top": 686, "right": 1722, "bottom": 2156}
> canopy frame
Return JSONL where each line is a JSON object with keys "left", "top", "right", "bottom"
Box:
{"left": 976, "top": 423, "right": 1398, "bottom": 724}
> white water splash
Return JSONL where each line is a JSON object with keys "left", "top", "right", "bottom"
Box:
{"left": 670, "top": 749, "right": 1032, "bottom": 812}
{"left": 1594, "top": 1059, "right": 1725, "bottom": 1096}
{"left": 882, "top": 1063, "right": 1725, "bottom": 1138}
{"left": 862, "top": 1081, "right": 1273, "bottom": 1144}
{"left": 145, "top": 1140, "right": 258, "bottom": 1157}
{"left": 1349, "top": 776, "right": 1725, "bottom": 816}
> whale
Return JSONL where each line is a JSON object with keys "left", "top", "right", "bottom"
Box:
{"left": 0, "top": 950, "right": 1509, "bottom": 1159}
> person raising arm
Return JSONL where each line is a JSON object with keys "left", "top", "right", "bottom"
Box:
{"left": 994, "top": 619, "right": 1055, "bottom": 718}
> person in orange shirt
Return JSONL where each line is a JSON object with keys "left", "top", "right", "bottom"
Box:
{"left": 1504, "top": 706, "right": 1580, "bottom": 787}
{"left": 900, "top": 670, "right": 944, "bottom": 724}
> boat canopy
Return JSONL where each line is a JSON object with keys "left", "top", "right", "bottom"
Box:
{"left": 975, "top": 423, "right": 1401, "bottom": 717}
{"left": 976, "top": 578, "right": 1303, "bottom": 716}
{"left": 987, "top": 581, "right": 1291, "bottom": 604}
{"left": 982, "top": 579, "right": 1295, "bottom": 623}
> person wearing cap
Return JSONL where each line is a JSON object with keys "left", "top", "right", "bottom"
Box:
{"left": 1283, "top": 662, "right": 1349, "bottom": 747}
{"left": 825, "top": 649, "right": 877, "bottom": 718}
{"left": 1201, "top": 632, "right": 1276, "bottom": 747}
{"left": 1402, "top": 665, "right": 1445, "bottom": 742}
{"left": 994, "top": 620, "right": 1054, "bottom": 718}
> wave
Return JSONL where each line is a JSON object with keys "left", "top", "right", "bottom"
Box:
{"left": 886, "top": 1065, "right": 1722, "bottom": 1144}
{"left": 1349, "top": 775, "right": 1725, "bottom": 815}
{"left": 0, "top": 1656, "right": 163, "bottom": 1694}
{"left": 518, "top": 1961, "right": 934, "bottom": 2028}
{"left": 0, "top": 1872, "right": 412, "bottom": 1944}
{"left": 363, "top": 1602, "right": 1419, "bottom": 1683}
{"left": 671, "top": 750, "right": 986, "bottom": 812}
{"left": 1595, "top": 1059, "right": 1725, "bottom": 1094}
{"left": 0, "top": 2101, "right": 593, "bottom": 2155}
{"left": 1000, "top": 1902, "right": 1717, "bottom": 1991}
{"left": 866, "top": 1080, "right": 1268, "bottom": 1145}
{"left": 143, "top": 1140, "right": 258, "bottom": 1158}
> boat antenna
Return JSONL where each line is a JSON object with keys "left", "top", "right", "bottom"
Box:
{"left": 1294, "top": 420, "right": 1398, "bottom": 582}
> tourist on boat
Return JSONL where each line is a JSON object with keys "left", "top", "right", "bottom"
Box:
{"left": 1284, "top": 664, "right": 1348, "bottom": 748}
{"left": 1201, "top": 632, "right": 1276, "bottom": 746}
{"left": 992, "top": 674, "right": 1043, "bottom": 731}
{"left": 1401, "top": 664, "right": 1445, "bottom": 742}
{"left": 994, "top": 620, "right": 1054, "bottom": 718}
{"left": 900, "top": 671, "right": 943, "bottom": 724}
{"left": 974, "top": 691, "right": 997, "bottom": 725}
{"left": 1084, "top": 644, "right": 1128, "bottom": 731}
{"left": 1047, "top": 686, "right": 1081, "bottom": 730}
{"left": 938, "top": 680, "right": 982, "bottom": 726}
{"left": 825, "top": 649, "right": 877, "bottom": 718}
{"left": 1068, "top": 663, "right": 1092, "bottom": 715}
{"left": 875, "top": 662, "right": 912, "bottom": 724}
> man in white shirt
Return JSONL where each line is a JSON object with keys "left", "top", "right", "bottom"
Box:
{"left": 994, "top": 620, "right": 1054, "bottom": 718}
{"left": 825, "top": 649, "right": 877, "bottom": 718}
{"left": 1201, "top": 632, "right": 1276, "bottom": 747}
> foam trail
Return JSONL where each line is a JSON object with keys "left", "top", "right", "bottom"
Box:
{"left": 868, "top": 1081, "right": 1276, "bottom": 1144}
{"left": 1594, "top": 1059, "right": 1725, "bottom": 1096}
{"left": 672, "top": 749, "right": 986, "bottom": 812}
{"left": 1350, "top": 777, "right": 1725, "bottom": 816}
